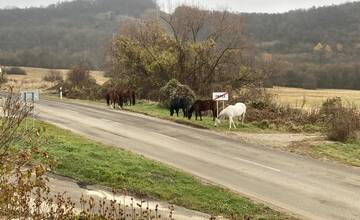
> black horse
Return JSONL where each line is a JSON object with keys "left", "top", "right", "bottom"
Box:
{"left": 188, "top": 99, "right": 217, "bottom": 121}
{"left": 170, "top": 98, "right": 191, "bottom": 117}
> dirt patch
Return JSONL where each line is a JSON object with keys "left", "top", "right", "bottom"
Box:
{"left": 227, "top": 132, "right": 322, "bottom": 150}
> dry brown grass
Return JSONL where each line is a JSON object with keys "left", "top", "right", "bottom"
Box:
{"left": 2, "top": 67, "right": 108, "bottom": 92}
{"left": 269, "top": 87, "right": 360, "bottom": 109}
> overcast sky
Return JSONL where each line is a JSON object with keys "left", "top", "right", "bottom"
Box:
{"left": 0, "top": 0, "right": 357, "bottom": 13}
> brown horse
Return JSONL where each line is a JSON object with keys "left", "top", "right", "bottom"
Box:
{"left": 188, "top": 100, "right": 217, "bottom": 121}
{"left": 106, "top": 90, "right": 123, "bottom": 109}
{"left": 121, "top": 89, "right": 136, "bottom": 106}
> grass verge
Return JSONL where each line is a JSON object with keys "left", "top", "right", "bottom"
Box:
{"left": 312, "top": 141, "right": 360, "bottom": 167}
{"left": 123, "top": 101, "right": 274, "bottom": 133}
{"left": 14, "top": 120, "right": 292, "bottom": 219}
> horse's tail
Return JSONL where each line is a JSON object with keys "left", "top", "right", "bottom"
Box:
{"left": 132, "top": 91, "right": 136, "bottom": 106}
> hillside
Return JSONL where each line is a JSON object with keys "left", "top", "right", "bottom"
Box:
{"left": 244, "top": 2, "right": 360, "bottom": 57}
{"left": 1, "top": 1, "right": 360, "bottom": 89}
{"left": 242, "top": 2, "right": 360, "bottom": 90}
{"left": 0, "top": 0, "right": 156, "bottom": 69}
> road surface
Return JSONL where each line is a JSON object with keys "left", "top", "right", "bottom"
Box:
{"left": 36, "top": 99, "right": 360, "bottom": 220}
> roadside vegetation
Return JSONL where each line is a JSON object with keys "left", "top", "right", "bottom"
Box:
{"left": 12, "top": 120, "right": 291, "bottom": 219}
{"left": 3, "top": 66, "right": 27, "bottom": 75}
{"left": 0, "top": 92, "right": 292, "bottom": 219}
{"left": 312, "top": 141, "right": 360, "bottom": 167}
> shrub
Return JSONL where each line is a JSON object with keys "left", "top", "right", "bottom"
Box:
{"left": 0, "top": 68, "right": 6, "bottom": 86}
{"left": 63, "top": 66, "right": 101, "bottom": 100}
{"left": 66, "top": 66, "right": 95, "bottom": 88}
{"left": 240, "top": 88, "right": 321, "bottom": 131}
{"left": 43, "top": 70, "right": 63, "bottom": 82}
{"left": 159, "top": 79, "right": 196, "bottom": 108}
{"left": 234, "top": 86, "right": 274, "bottom": 110}
{"left": 5, "top": 67, "right": 26, "bottom": 75}
{"left": 320, "top": 97, "right": 342, "bottom": 117}
{"left": 321, "top": 98, "right": 360, "bottom": 142}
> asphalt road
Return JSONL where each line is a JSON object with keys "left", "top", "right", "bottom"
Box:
{"left": 36, "top": 99, "right": 360, "bottom": 220}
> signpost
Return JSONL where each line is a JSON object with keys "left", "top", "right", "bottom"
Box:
{"left": 60, "top": 87, "right": 63, "bottom": 100}
{"left": 20, "top": 90, "right": 39, "bottom": 129}
{"left": 20, "top": 90, "right": 40, "bottom": 102}
{"left": 212, "top": 92, "right": 229, "bottom": 116}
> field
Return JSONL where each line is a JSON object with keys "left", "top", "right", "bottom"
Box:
{"left": 5, "top": 67, "right": 360, "bottom": 110}
{"left": 2, "top": 66, "right": 108, "bottom": 91}
{"left": 269, "top": 87, "right": 360, "bottom": 109}
{"left": 13, "top": 120, "right": 291, "bottom": 220}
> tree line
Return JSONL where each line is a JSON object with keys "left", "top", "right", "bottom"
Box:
{"left": 1, "top": 0, "right": 360, "bottom": 90}
{"left": 0, "top": 0, "right": 156, "bottom": 69}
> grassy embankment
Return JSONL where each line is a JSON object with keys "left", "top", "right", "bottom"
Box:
{"left": 13, "top": 120, "right": 292, "bottom": 219}
{"left": 311, "top": 141, "right": 360, "bottom": 167}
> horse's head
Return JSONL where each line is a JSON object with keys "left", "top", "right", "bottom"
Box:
{"left": 187, "top": 109, "right": 193, "bottom": 120}
{"left": 170, "top": 108, "right": 174, "bottom": 116}
{"left": 214, "top": 118, "right": 221, "bottom": 127}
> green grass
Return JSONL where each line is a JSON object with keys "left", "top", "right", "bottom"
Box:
{"left": 13, "top": 120, "right": 291, "bottom": 219}
{"left": 312, "top": 141, "right": 360, "bottom": 167}
{"left": 124, "top": 100, "right": 270, "bottom": 133}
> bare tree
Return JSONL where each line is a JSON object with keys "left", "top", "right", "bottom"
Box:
{"left": 111, "top": 6, "right": 258, "bottom": 98}
{"left": 0, "top": 88, "right": 32, "bottom": 160}
{"left": 160, "top": 6, "right": 251, "bottom": 95}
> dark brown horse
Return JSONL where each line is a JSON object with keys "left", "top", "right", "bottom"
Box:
{"left": 121, "top": 89, "right": 136, "bottom": 106}
{"left": 106, "top": 90, "right": 123, "bottom": 109}
{"left": 188, "top": 100, "right": 217, "bottom": 121}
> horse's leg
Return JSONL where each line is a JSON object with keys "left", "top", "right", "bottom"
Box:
{"left": 242, "top": 112, "right": 246, "bottom": 124}
{"left": 176, "top": 109, "right": 179, "bottom": 117}
{"left": 199, "top": 111, "right": 202, "bottom": 121}
{"left": 230, "top": 117, "right": 236, "bottom": 129}
{"left": 119, "top": 98, "right": 124, "bottom": 109}
{"left": 170, "top": 108, "right": 174, "bottom": 116}
{"left": 229, "top": 117, "right": 232, "bottom": 129}
{"left": 195, "top": 112, "right": 198, "bottom": 120}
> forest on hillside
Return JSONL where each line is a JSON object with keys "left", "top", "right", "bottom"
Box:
{"left": 0, "top": 0, "right": 360, "bottom": 89}
{"left": 246, "top": 2, "right": 360, "bottom": 90}
{"left": 0, "top": 0, "right": 156, "bottom": 69}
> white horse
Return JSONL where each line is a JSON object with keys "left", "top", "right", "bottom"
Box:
{"left": 214, "top": 102, "right": 246, "bottom": 129}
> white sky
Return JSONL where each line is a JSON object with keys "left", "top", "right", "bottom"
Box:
{"left": 0, "top": 0, "right": 357, "bottom": 13}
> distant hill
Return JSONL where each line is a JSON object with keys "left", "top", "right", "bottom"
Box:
{"left": 243, "top": 2, "right": 360, "bottom": 58}
{"left": 0, "top": 0, "right": 156, "bottom": 69}
{"left": 1, "top": 0, "right": 360, "bottom": 90}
